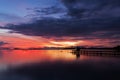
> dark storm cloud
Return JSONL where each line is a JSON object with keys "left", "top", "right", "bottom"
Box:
{"left": 5, "top": 17, "right": 120, "bottom": 39}
{"left": 26, "top": 5, "right": 67, "bottom": 19}
{"left": 3, "top": 0, "right": 120, "bottom": 44}
{"left": 32, "top": 6, "right": 65, "bottom": 15}
{"left": 61, "top": 0, "right": 120, "bottom": 18}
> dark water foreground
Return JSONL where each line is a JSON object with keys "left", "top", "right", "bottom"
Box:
{"left": 2, "top": 61, "right": 120, "bottom": 80}
{"left": 0, "top": 50, "right": 120, "bottom": 80}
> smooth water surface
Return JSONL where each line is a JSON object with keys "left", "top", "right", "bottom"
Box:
{"left": 0, "top": 50, "right": 120, "bottom": 80}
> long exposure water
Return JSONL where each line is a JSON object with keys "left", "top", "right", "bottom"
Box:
{"left": 0, "top": 50, "right": 120, "bottom": 80}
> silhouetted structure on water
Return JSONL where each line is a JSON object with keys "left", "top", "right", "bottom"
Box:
{"left": 72, "top": 46, "right": 120, "bottom": 58}
{"left": 72, "top": 47, "right": 81, "bottom": 58}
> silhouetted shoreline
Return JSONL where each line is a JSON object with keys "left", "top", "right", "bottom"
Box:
{"left": 0, "top": 45, "right": 120, "bottom": 50}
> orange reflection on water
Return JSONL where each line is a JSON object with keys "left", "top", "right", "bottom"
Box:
{"left": 0, "top": 50, "right": 76, "bottom": 66}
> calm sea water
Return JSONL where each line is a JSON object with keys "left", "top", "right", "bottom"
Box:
{"left": 0, "top": 50, "right": 120, "bottom": 80}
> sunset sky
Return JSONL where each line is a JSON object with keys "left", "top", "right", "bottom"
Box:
{"left": 0, "top": 0, "right": 120, "bottom": 48}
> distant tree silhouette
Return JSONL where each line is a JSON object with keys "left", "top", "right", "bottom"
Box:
{"left": 114, "top": 45, "right": 120, "bottom": 52}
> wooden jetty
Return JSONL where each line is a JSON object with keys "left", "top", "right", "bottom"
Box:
{"left": 72, "top": 46, "right": 120, "bottom": 57}
{"left": 80, "top": 48, "right": 120, "bottom": 56}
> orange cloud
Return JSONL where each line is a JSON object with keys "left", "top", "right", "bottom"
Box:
{"left": 0, "top": 29, "right": 115, "bottom": 48}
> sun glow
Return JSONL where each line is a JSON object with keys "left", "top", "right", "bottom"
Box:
{"left": 51, "top": 41, "right": 83, "bottom": 47}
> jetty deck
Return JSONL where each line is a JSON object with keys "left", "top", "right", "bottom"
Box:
{"left": 72, "top": 47, "right": 120, "bottom": 57}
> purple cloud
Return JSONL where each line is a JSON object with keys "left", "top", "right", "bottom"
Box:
{"left": 1, "top": 0, "right": 120, "bottom": 47}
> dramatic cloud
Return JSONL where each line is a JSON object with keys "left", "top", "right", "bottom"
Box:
{"left": 61, "top": 0, "right": 120, "bottom": 18}
{"left": 2, "top": 0, "right": 120, "bottom": 47}
{"left": 26, "top": 5, "right": 67, "bottom": 19}
{"left": 5, "top": 17, "right": 120, "bottom": 39}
